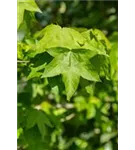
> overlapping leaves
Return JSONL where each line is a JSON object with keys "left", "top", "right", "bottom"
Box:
{"left": 31, "top": 24, "right": 109, "bottom": 56}
{"left": 26, "top": 24, "right": 111, "bottom": 100}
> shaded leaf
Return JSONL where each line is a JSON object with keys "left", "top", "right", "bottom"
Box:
{"left": 24, "top": 127, "right": 51, "bottom": 150}
{"left": 27, "top": 109, "right": 53, "bottom": 138}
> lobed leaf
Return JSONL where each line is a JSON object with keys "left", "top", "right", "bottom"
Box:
{"left": 17, "top": 0, "right": 41, "bottom": 29}
{"left": 42, "top": 50, "right": 100, "bottom": 100}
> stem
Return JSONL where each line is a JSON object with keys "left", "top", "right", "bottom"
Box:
{"left": 17, "top": 60, "right": 29, "bottom": 63}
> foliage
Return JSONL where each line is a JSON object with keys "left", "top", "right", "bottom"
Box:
{"left": 17, "top": 0, "right": 118, "bottom": 150}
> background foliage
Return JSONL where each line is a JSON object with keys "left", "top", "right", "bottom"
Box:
{"left": 17, "top": 0, "right": 118, "bottom": 150}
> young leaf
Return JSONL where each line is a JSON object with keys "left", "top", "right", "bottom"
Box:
{"left": 81, "top": 29, "right": 110, "bottom": 55}
{"left": 27, "top": 63, "right": 46, "bottom": 80}
{"left": 72, "top": 27, "right": 88, "bottom": 33}
{"left": 30, "top": 24, "right": 109, "bottom": 58}
{"left": 17, "top": 0, "right": 41, "bottom": 29}
{"left": 33, "top": 24, "right": 86, "bottom": 55}
{"left": 62, "top": 70, "right": 80, "bottom": 100}
{"left": 42, "top": 49, "right": 100, "bottom": 100}
{"left": 91, "top": 29, "right": 111, "bottom": 50}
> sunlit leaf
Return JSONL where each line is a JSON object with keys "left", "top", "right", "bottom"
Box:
{"left": 17, "top": 0, "right": 41, "bottom": 29}
{"left": 42, "top": 49, "right": 100, "bottom": 100}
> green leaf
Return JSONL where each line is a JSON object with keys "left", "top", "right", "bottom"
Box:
{"left": 90, "top": 55, "right": 111, "bottom": 79}
{"left": 27, "top": 52, "right": 53, "bottom": 80}
{"left": 16, "top": 107, "right": 25, "bottom": 128}
{"left": 74, "top": 96, "right": 87, "bottom": 112}
{"left": 36, "top": 111, "right": 49, "bottom": 138}
{"left": 17, "top": 0, "right": 41, "bottom": 29}
{"left": 91, "top": 29, "right": 111, "bottom": 50}
{"left": 17, "top": 41, "right": 32, "bottom": 59}
{"left": 109, "top": 32, "right": 118, "bottom": 80}
{"left": 27, "top": 109, "right": 37, "bottom": 129}
{"left": 62, "top": 70, "right": 80, "bottom": 100}
{"left": 48, "top": 76, "right": 64, "bottom": 102}
{"left": 81, "top": 29, "right": 110, "bottom": 55}
{"left": 17, "top": 128, "right": 23, "bottom": 139}
{"left": 25, "top": 25, "right": 111, "bottom": 100}
{"left": 40, "top": 101, "right": 52, "bottom": 114}
{"left": 110, "top": 43, "right": 118, "bottom": 80}
{"left": 51, "top": 86, "right": 61, "bottom": 103}
{"left": 27, "top": 63, "right": 46, "bottom": 80}
{"left": 85, "top": 82, "right": 95, "bottom": 95}
{"left": 74, "top": 138, "right": 88, "bottom": 149}
{"left": 38, "top": 110, "right": 53, "bottom": 127}
{"left": 27, "top": 109, "right": 53, "bottom": 138}
{"left": 74, "top": 96, "right": 96, "bottom": 119}
{"left": 32, "top": 24, "right": 109, "bottom": 57}
{"left": 72, "top": 27, "right": 88, "bottom": 33}
{"left": 32, "top": 84, "right": 45, "bottom": 98}
{"left": 33, "top": 24, "right": 86, "bottom": 54}
{"left": 42, "top": 49, "right": 100, "bottom": 100}
{"left": 24, "top": 128, "right": 51, "bottom": 150}
{"left": 86, "top": 103, "right": 96, "bottom": 119}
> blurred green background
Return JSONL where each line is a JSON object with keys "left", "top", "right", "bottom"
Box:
{"left": 17, "top": 0, "right": 118, "bottom": 150}
{"left": 35, "top": 0, "right": 117, "bottom": 35}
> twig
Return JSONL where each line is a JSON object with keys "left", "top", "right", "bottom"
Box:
{"left": 56, "top": 103, "right": 74, "bottom": 109}
{"left": 17, "top": 60, "right": 29, "bottom": 63}
{"left": 61, "top": 113, "right": 75, "bottom": 122}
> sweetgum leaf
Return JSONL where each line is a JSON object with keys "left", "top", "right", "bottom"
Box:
{"left": 42, "top": 49, "right": 100, "bottom": 100}
{"left": 27, "top": 109, "right": 37, "bottom": 129}
{"left": 24, "top": 128, "right": 51, "bottom": 150}
{"left": 27, "top": 109, "right": 53, "bottom": 138}
{"left": 26, "top": 25, "right": 110, "bottom": 100}
{"left": 62, "top": 70, "right": 80, "bottom": 100}
{"left": 32, "top": 24, "right": 109, "bottom": 57}
{"left": 17, "top": 0, "right": 41, "bottom": 29}
{"left": 81, "top": 29, "right": 110, "bottom": 55}
{"left": 33, "top": 24, "right": 86, "bottom": 54}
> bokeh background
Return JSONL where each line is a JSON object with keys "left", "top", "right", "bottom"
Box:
{"left": 35, "top": 0, "right": 118, "bottom": 35}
